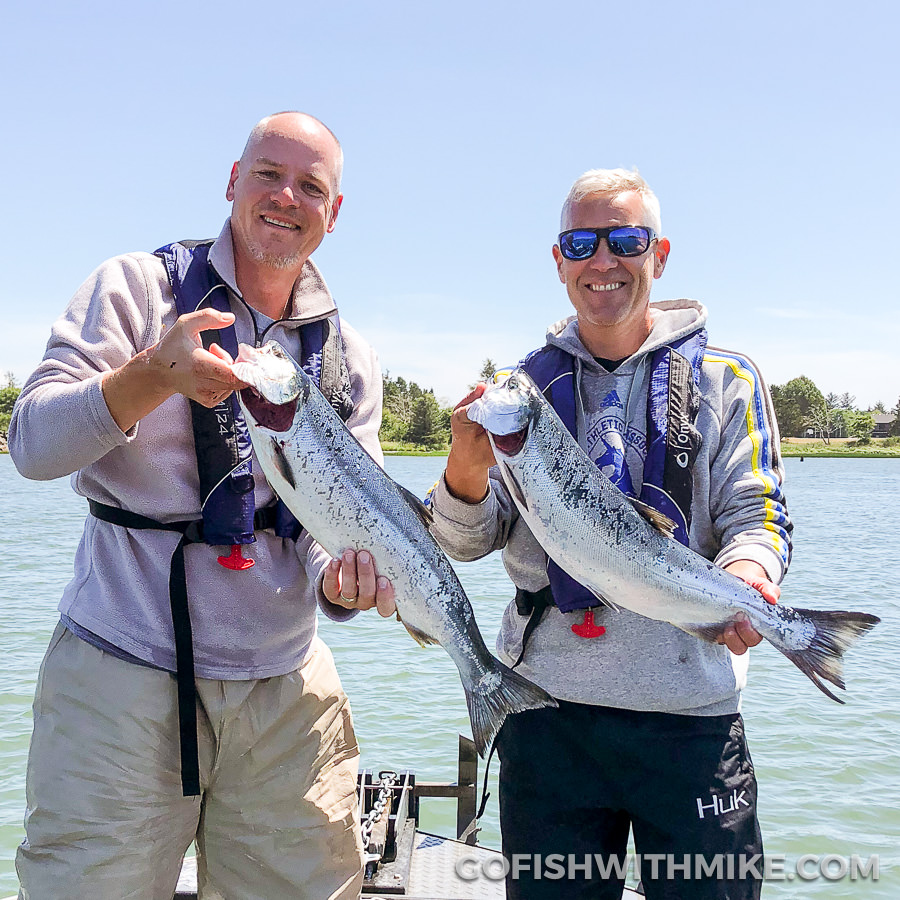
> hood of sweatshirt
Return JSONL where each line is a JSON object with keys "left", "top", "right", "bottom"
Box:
{"left": 540, "top": 299, "right": 708, "bottom": 450}
{"left": 545, "top": 299, "right": 708, "bottom": 374}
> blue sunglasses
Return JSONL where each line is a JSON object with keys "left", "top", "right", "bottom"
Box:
{"left": 558, "top": 226, "right": 657, "bottom": 260}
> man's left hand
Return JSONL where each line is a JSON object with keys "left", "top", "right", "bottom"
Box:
{"left": 719, "top": 560, "right": 781, "bottom": 655}
{"left": 323, "top": 549, "right": 396, "bottom": 617}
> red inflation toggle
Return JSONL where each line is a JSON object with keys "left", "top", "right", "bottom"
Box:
{"left": 218, "top": 544, "right": 255, "bottom": 570}
{"left": 571, "top": 609, "right": 606, "bottom": 639}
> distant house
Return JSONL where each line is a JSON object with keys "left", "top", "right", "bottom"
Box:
{"left": 872, "top": 413, "right": 896, "bottom": 437}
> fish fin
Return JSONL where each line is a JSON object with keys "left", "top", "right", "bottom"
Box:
{"left": 773, "top": 608, "right": 880, "bottom": 704}
{"left": 502, "top": 462, "right": 529, "bottom": 511}
{"left": 628, "top": 497, "right": 677, "bottom": 539}
{"left": 679, "top": 622, "right": 725, "bottom": 642}
{"left": 399, "top": 617, "right": 440, "bottom": 647}
{"left": 397, "top": 483, "right": 434, "bottom": 529}
{"left": 586, "top": 586, "right": 620, "bottom": 612}
{"left": 464, "top": 661, "right": 558, "bottom": 758}
{"left": 270, "top": 442, "right": 296, "bottom": 490}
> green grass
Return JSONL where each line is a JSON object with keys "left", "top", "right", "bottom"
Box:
{"left": 780, "top": 438, "right": 900, "bottom": 458}
{"left": 381, "top": 441, "right": 449, "bottom": 457}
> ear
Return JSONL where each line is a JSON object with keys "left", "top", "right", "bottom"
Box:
{"left": 326, "top": 194, "right": 343, "bottom": 233}
{"left": 551, "top": 244, "right": 567, "bottom": 284}
{"left": 225, "top": 162, "right": 240, "bottom": 201}
{"left": 653, "top": 237, "right": 670, "bottom": 279}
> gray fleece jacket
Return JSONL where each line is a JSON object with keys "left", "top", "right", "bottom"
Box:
{"left": 9, "top": 221, "right": 382, "bottom": 679}
{"left": 430, "top": 301, "right": 791, "bottom": 716}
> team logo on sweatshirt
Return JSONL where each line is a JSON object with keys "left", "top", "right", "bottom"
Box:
{"left": 594, "top": 437, "right": 635, "bottom": 496}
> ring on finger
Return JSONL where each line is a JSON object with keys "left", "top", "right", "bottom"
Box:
{"left": 340, "top": 592, "right": 358, "bottom": 603}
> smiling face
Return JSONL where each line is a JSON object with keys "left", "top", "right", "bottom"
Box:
{"left": 552, "top": 191, "right": 669, "bottom": 358}
{"left": 226, "top": 113, "right": 343, "bottom": 276}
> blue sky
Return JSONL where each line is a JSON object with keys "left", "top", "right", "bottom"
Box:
{"left": 2, "top": 1, "right": 897, "bottom": 411}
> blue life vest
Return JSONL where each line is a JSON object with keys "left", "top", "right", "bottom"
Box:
{"left": 154, "top": 239, "right": 354, "bottom": 546}
{"left": 520, "top": 330, "right": 707, "bottom": 613}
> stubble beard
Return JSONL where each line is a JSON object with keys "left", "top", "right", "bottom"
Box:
{"left": 244, "top": 241, "right": 304, "bottom": 271}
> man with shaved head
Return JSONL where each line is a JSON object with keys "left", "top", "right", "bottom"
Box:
{"left": 10, "top": 112, "right": 393, "bottom": 899}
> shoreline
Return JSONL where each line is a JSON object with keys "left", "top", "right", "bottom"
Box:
{"left": 5, "top": 449, "right": 899, "bottom": 459}
{"left": 383, "top": 449, "right": 449, "bottom": 457}
{"left": 5, "top": 437, "right": 898, "bottom": 460}
{"left": 780, "top": 438, "right": 900, "bottom": 459}
{"left": 781, "top": 450, "right": 899, "bottom": 458}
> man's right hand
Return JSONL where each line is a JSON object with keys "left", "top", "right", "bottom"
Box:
{"left": 148, "top": 309, "right": 247, "bottom": 407}
{"left": 444, "top": 383, "right": 496, "bottom": 503}
{"left": 102, "top": 309, "right": 248, "bottom": 433}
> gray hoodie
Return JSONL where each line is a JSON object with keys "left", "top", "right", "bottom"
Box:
{"left": 430, "top": 301, "right": 791, "bottom": 716}
{"left": 9, "top": 221, "right": 382, "bottom": 679}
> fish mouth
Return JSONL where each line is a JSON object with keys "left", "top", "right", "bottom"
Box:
{"left": 490, "top": 427, "right": 528, "bottom": 457}
{"left": 240, "top": 387, "right": 297, "bottom": 432}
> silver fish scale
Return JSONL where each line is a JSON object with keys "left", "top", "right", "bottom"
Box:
{"left": 241, "top": 370, "right": 493, "bottom": 680}
{"left": 495, "top": 391, "right": 815, "bottom": 651}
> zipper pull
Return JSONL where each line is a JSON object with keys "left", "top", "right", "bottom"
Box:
{"left": 218, "top": 544, "right": 255, "bottom": 570}
{"left": 571, "top": 608, "right": 606, "bottom": 639}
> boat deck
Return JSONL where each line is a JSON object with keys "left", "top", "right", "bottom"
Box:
{"left": 170, "top": 838, "right": 644, "bottom": 899}
{"left": 5, "top": 735, "right": 644, "bottom": 899}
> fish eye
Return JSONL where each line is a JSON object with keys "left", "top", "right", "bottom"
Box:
{"left": 507, "top": 374, "right": 519, "bottom": 389}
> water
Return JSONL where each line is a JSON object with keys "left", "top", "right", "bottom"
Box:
{"left": 0, "top": 454, "right": 897, "bottom": 897}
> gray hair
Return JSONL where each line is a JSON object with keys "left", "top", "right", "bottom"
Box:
{"left": 561, "top": 168, "right": 662, "bottom": 234}
{"left": 241, "top": 111, "right": 344, "bottom": 199}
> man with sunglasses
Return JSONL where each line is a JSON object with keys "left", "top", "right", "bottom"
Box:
{"left": 9, "top": 112, "right": 396, "bottom": 899}
{"left": 430, "top": 169, "right": 789, "bottom": 899}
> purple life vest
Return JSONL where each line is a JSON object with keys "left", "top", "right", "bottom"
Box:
{"left": 155, "top": 239, "right": 354, "bottom": 546}
{"left": 520, "top": 330, "right": 707, "bottom": 613}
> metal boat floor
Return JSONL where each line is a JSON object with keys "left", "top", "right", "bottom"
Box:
{"left": 170, "top": 839, "right": 506, "bottom": 900}
{"left": 169, "top": 839, "right": 644, "bottom": 900}
{"left": 5, "top": 843, "right": 643, "bottom": 900}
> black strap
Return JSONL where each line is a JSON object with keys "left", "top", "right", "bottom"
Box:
{"left": 167, "top": 532, "right": 200, "bottom": 796}
{"left": 510, "top": 585, "right": 553, "bottom": 669}
{"left": 319, "top": 317, "right": 355, "bottom": 422}
{"left": 472, "top": 585, "right": 552, "bottom": 821}
{"left": 88, "top": 500, "right": 282, "bottom": 796}
{"left": 476, "top": 739, "right": 498, "bottom": 822}
{"left": 663, "top": 349, "right": 701, "bottom": 522}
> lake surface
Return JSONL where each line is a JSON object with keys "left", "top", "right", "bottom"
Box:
{"left": 0, "top": 455, "right": 897, "bottom": 897}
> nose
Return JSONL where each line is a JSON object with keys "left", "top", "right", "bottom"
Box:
{"left": 586, "top": 239, "right": 618, "bottom": 271}
{"left": 272, "top": 183, "right": 298, "bottom": 206}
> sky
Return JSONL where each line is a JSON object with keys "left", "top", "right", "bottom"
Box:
{"left": 1, "top": 1, "right": 898, "bottom": 411}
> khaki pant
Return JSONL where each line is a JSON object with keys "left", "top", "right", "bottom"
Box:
{"left": 17, "top": 624, "right": 364, "bottom": 900}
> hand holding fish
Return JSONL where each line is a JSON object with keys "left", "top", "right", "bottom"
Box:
{"left": 150, "top": 310, "right": 248, "bottom": 407}
{"left": 233, "top": 342, "right": 557, "bottom": 755}
{"left": 323, "top": 549, "right": 396, "bottom": 617}
{"left": 445, "top": 384, "right": 496, "bottom": 503}
{"left": 102, "top": 309, "right": 248, "bottom": 432}
{"left": 720, "top": 561, "right": 781, "bottom": 654}
{"left": 468, "top": 369, "right": 879, "bottom": 703}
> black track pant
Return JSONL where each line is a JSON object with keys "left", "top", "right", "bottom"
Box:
{"left": 497, "top": 701, "right": 763, "bottom": 900}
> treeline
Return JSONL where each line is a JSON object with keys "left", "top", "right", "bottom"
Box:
{"left": 380, "top": 359, "right": 498, "bottom": 450}
{"left": 0, "top": 373, "right": 20, "bottom": 437}
{"left": 380, "top": 374, "right": 452, "bottom": 449}
{"left": 7, "top": 367, "right": 897, "bottom": 451}
{"left": 771, "top": 375, "right": 900, "bottom": 444}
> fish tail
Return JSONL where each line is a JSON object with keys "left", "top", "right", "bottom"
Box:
{"left": 465, "top": 663, "right": 558, "bottom": 757}
{"left": 776, "top": 609, "right": 880, "bottom": 703}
